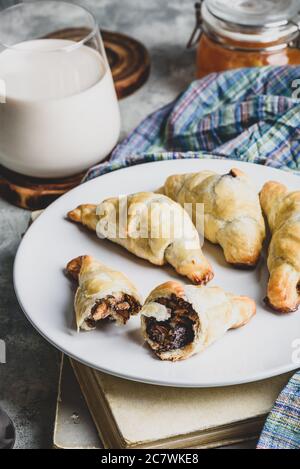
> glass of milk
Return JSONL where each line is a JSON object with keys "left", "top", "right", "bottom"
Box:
{"left": 0, "top": 1, "right": 121, "bottom": 178}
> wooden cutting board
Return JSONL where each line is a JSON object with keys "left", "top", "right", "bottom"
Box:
{"left": 0, "top": 28, "right": 150, "bottom": 210}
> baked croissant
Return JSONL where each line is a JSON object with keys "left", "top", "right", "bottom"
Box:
{"left": 140, "top": 281, "right": 256, "bottom": 361}
{"left": 68, "top": 192, "right": 213, "bottom": 284}
{"left": 66, "top": 255, "right": 142, "bottom": 331}
{"left": 162, "top": 168, "right": 266, "bottom": 267}
{"left": 260, "top": 181, "right": 300, "bottom": 313}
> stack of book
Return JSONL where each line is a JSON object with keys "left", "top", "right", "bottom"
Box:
{"left": 53, "top": 356, "right": 290, "bottom": 449}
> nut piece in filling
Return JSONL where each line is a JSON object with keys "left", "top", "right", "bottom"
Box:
{"left": 65, "top": 256, "right": 141, "bottom": 331}
{"left": 87, "top": 293, "right": 141, "bottom": 329}
{"left": 145, "top": 294, "right": 198, "bottom": 354}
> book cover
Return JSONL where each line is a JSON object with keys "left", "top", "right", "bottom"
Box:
{"left": 53, "top": 356, "right": 291, "bottom": 449}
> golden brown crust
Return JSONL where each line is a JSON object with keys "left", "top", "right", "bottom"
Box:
{"left": 67, "top": 193, "right": 214, "bottom": 285}
{"left": 68, "top": 207, "right": 82, "bottom": 223}
{"left": 145, "top": 281, "right": 185, "bottom": 303}
{"left": 156, "top": 343, "right": 195, "bottom": 362}
{"left": 65, "top": 255, "right": 87, "bottom": 282}
{"left": 174, "top": 258, "right": 212, "bottom": 285}
{"left": 260, "top": 181, "right": 300, "bottom": 313}
{"left": 163, "top": 168, "right": 266, "bottom": 268}
{"left": 264, "top": 265, "right": 300, "bottom": 314}
{"left": 260, "top": 181, "right": 288, "bottom": 232}
{"left": 229, "top": 260, "right": 259, "bottom": 269}
{"left": 141, "top": 282, "right": 256, "bottom": 361}
{"left": 189, "top": 269, "right": 214, "bottom": 285}
{"left": 229, "top": 168, "right": 245, "bottom": 178}
{"left": 230, "top": 295, "right": 257, "bottom": 328}
{"left": 67, "top": 204, "right": 98, "bottom": 231}
{"left": 66, "top": 255, "right": 142, "bottom": 330}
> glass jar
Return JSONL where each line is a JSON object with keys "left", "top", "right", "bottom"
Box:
{"left": 188, "top": 0, "right": 300, "bottom": 78}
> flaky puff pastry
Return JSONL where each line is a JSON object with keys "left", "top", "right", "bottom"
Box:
{"left": 260, "top": 181, "right": 300, "bottom": 313}
{"left": 162, "top": 168, "right": 266, "bottom": 267}
{"left": 68, "top": 192, "right": 213, "bottom": 285}
{"left": 66, "top": 256, "right": 142, "bottom": 331}
{"left": 140, "top": 281, "right": 256, "bottom": 361}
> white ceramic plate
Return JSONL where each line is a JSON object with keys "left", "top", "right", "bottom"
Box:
{"left": 14, "top": 159, "right": 300, "bottom": 387}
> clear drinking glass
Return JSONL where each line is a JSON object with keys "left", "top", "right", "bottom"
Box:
{"left": 0, "top": 1, "right": 120, "bottom": 178}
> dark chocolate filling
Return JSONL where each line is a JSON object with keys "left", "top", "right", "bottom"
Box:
{"left": 145, "top": 294, "right": 197, "bottom": 352}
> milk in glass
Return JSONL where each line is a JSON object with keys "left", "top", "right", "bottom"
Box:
{"left": 0, "top": 39, "right": 120, "bottom": 177}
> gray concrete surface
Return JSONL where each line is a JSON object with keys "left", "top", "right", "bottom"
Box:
{"left": 0, "top": 0, "right": 196, "bottom": 449}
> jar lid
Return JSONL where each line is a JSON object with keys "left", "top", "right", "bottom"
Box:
{"left": 205, "top": 0, "right": 300, "bottom": 27}
{"left": 202, "top": 0, "right": 300, "bottom": 44}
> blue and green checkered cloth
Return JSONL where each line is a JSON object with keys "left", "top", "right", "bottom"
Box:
{"left": 85, "top": 66, "right": 300, "bottom": 449}
{"left": 257, "top": 373, "right": 300, "bottom": 449}
{"left": 85, "top": 65, "right": 300, "bottom": 181}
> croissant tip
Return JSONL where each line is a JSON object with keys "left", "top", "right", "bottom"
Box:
{"left": 156, "top": 186, "right": 165, "bottom": 195}
{"left": 66, "top": 255, "right": 88, "bottom": 282}
{"left": 264, "top": 296, "right": 299, "bottom": 314}
{"left": 229, "top": 168, "right": 244, "bottom": 178}
{"left": 260, "top": 180, "right": 287, "bottom": 199}
{"left": 190, "top": 270, "right": 214, "bottom": 285}
{"left": 67, "top": 206, "right": 82, "bottom": 223}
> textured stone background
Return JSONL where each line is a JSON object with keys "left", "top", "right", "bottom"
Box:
{"left": 0, "top": 0, "right": 196, "bottom": 448}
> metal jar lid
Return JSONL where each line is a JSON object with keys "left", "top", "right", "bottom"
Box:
{"left": 206, "top": 0, "right": 300, "bottom": 27}
{"left": 188, "top": 0, "right": 300, "bottom": 48}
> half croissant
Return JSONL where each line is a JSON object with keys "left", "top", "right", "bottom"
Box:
{"left": 140, "top": 281, "right": 256, "bottom": 361}
{"left": 66, "top": 255, "right": 142, "bottom": 331}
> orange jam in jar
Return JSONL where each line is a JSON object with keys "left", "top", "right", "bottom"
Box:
{"left": 188, "top": 0, "right": 300, "bottom": 78}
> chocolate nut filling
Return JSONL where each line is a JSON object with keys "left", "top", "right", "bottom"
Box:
{"left": 87, "top": 293, "right": 141, "bottom": 327}
{"left": 145, "top": 294, "right": 198, "bottom": 352}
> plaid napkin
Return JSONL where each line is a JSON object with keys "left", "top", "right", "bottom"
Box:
{"left": 84, "top": 65, "right": 300, "bottom": 182}
{"left": 84, "top": 66, "right": 300, "bottom": 449}
{"left": 257, "top": 373, "right": 300, "bottom": 449}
